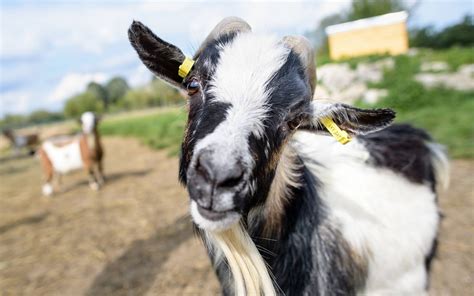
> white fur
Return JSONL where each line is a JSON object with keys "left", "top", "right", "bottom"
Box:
{"left": 42, "top": 183, "right": 53, "bottom": 196}
{"left": 42, "top": 140, "right": 84, "bottom": 174}
{"left": 190, "top": 201, "right": 241, "bottom": 231}
{"left": 81, "top": 112, "right": 96, "bottom": 134}
{"left": 292, "top": 132, "right": 439, "bottom": 294}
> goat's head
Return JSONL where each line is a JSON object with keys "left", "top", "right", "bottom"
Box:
{"left": 129, "top": 17, "right": 395, "bottom": 231}
{"left": 80, "top": 112, "right": 100, "bottom": 134}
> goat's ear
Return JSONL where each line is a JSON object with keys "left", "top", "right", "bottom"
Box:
{"left": 299, "top": 101, "right": 395, "bottom": 135}
{"left": 128, "top": 21, "right": 186, "bottom": 89}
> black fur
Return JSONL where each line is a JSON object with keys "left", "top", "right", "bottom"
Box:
{"left": 359, "top": 124, "right": 437, "bottom": 190}
{"left": 128, "top": 21, "right": 186, "bottom": 87}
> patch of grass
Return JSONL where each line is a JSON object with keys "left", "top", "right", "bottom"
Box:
{"left": 316, "top": 52, "right": 392, "bottom": 68}
{"left": 418, "top": 47, "right": 474, "bottom": 71}
{"left": 100, "top": 108, "right": 187, "bottom": 156}
{"left": 356, "top": 54, "right": 474, "bottom": 158}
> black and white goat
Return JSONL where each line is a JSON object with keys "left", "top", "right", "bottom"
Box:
{"left": 38, "top": 112, "right": 104, "bottom": 196}
{"left": 129, "top": 17, "right": 449, "bottom": 295}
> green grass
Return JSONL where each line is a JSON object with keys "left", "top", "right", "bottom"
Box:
{"left": 100, "top": 108, "right": 187, "bottom": 156}
{"left": 417, "top": 47, "right": 474, "bottom": 71}
{"left": 356, "top": 53, "right": 474, "bottom": 158}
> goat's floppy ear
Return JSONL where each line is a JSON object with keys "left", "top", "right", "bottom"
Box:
{"left": 128, "top": 21, "right": 186, "bottom": 88}
{"left": 300, "top": 100, "right": 395, "bottom": 136}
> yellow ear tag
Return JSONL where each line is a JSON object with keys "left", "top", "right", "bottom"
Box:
{"left": 321, "top": 117, "right": 351, "bottom": 145}
{"left": 178, "top": 57, "right": 195, "bottom": 79}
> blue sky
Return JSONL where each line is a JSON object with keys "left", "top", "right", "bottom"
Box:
{"left": 1, "top": 0, "right": 472, "bottom": 117}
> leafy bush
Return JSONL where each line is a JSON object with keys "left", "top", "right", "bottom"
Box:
{"left": 119, "top": 79, "right": 184, "bottom": 110}
{"left": 100, "top": 108, "right": 187, "bottom": 155}
{"left": 411, "top": 15, "right": 474, "bottom": 49}
{"left": 105, "top": 77, "right": 129, "bottom": 105}
{"left": 64, "top": 91, "right": 104, "bottom": 118}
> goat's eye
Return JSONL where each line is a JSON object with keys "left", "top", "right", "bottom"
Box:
{"left": 186, "top": 79, "right": 200, "bottom": 96}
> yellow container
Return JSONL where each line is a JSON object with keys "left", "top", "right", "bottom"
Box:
{"left": 326, "top": 11, "right": 409, "bottom": 60}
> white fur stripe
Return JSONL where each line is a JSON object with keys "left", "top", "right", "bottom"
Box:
{"left": 208, "top": 33, "right": 290, "bottom": 139}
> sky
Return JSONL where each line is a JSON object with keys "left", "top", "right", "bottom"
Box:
{"left": 0, "top": 0, "right": 472, "bottom": 117}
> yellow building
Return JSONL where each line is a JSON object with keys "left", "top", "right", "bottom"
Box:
{"left": 326, "top": 11, "right": 409, "bottom": 60}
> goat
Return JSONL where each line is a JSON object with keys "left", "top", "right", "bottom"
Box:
{"left": 129, "top": 17, "right": 449, "bottom": 295}
{"left": 2, "top": 128, "right": 39, "bottom": 155}
{"left": 38, "top": 112, "right": 104, "bottom": 196}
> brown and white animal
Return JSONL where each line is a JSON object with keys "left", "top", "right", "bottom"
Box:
{"left": 2, "top": 128, "right": 39, "bottom": 155}
{"left": 38, "top": 112, "right": 104, "bottom": 196}
{"left": 129, "top": 18, "right": 449, "bottom": 295}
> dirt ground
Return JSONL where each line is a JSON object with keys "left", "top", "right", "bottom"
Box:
{"left": 0, "top": 137, "right": 472, "bottom": 295}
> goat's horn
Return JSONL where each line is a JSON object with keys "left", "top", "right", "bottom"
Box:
{"left": 195, "top": 17, "right": 251, "bottom": 57}
{"left": 282, "top": 36, "right": 316, "bottom": 97}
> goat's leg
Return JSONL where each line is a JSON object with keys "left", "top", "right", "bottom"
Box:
{"left": 85, "top": 166, "right": 100, "bottom": 191}
{"left": 96, "top": 160, "right": 105, "bottom": 185}
{"left": 38, "top": 148, "right": 54, "bottom": 196}
{"left": 54, "top": 173, "right": 63, "bottom": 193}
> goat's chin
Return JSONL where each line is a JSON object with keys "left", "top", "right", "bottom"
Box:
{"left": 190, "top": 201, "right": 241, "bottom": 232}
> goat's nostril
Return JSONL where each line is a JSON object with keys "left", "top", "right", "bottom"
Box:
{"left": 196, "top": 154, "right": 212, "bottom": 182}
{"left": 218, "top": 170, "right": 244, "bottom": 188}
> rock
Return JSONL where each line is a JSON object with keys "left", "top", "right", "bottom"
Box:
{"left": 357, "top": 63, "right": 383, "bottom": 83}
{"left": 420, "top": 61, "right": 450, "bottom": 72}
{"left": 407, "top": 48, "right": 420, "bottom": 57}
{"left": 362, "top": 89, "right": 388, "bottom": 104}
{"left": 314, "top": 84, "right": 330, "bottom": 100}
{"left": 415, "top": 72, "right": 474, "bottom": 91}
{"left": 318, "top": 63, "right": 357, "bottom": 93}
{"left": 333, "top": 83, "right": 367, "bottom": 104}
{"left": 458, "top": 64, "right": 474, "bottom": 77}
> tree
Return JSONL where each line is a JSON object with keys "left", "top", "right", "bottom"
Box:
{"left": 347, "top": 0, "right": 405, "bottom": 21}
{"left": 105, "top": 77, "right": 129, "bottom": 105}
{"left": 64, "top": 91, "right": 104, "bottom": 118}
{"left": 87, "top": 82, "right": 108, "bottom": 109}
{"left": 410, "top": 15, "right": 474, "bottom": 48}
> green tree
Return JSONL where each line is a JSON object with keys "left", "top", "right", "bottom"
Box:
{"left": 105, "top": 77, "right": 129, "bottom": 106}
{"left": 347, "top": 0, "right": 405, "bottom": 21}
{"left": 87, "top": 82, "right": 108, "bottom": 109}
{"left": 64, "top": 91, "right": 104, "bottom": 118}
{"left": 28, "top": 110, "right": 64, "bottom": 124}
{"left": 410, "top": 15, "right": 474, "bottom": 48}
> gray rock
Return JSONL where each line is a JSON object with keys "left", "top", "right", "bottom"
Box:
{"left": 420, "top": 61, "right": 450, "bottom": 72}
{"left": 363, "top": 89, "right": 388, "bottom": 104}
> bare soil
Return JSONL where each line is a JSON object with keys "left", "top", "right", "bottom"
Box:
{"left": 0, "top": 137, "right": 472, "bottom": 295}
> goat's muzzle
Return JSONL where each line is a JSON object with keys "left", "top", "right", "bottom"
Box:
{"left": 187, "top": 150, "right": 246, "bottom": 222}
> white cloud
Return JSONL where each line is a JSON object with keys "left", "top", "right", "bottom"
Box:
{"left": 49, "top": 72, "right": 108, "bottom": 104}
{"left": 127, "top": 65, "right": 153, "bottom": 87}
{"left": 0, "top": 90, "right": 33, "bottom": 115}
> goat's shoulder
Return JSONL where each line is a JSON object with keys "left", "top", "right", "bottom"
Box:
{"left": 358, "top": 124, "right": 438, "bottom": 187}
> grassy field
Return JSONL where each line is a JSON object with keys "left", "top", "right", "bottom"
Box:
{"left": 100, "top": 107, "right": 187, "bottom": 156}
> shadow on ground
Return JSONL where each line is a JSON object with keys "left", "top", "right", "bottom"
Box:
{"left": 0, "top": 212, "right": 50, "bottom": 235}
{"left": 85, "top": 215, "right": 194, "bottom": 296}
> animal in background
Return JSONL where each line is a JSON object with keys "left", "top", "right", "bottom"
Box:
{"left": 38, "top": 112, "right": 104, "bottom": 196}
{"left": 2, "top": 129, "right": 39, "bottom": 155}
{"left": 129, "top": 17, "right": 449, "bottom": 295}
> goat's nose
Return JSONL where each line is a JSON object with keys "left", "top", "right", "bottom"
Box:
{"left": 188, "top": 152, "right": 245, "bottom": 211}
{"left": 196, "top": 153, "right": 244, "bottom": 189}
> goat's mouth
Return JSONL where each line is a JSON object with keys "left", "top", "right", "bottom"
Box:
{"left": 190, "top": 201, "right": 241, "bottom": 231}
